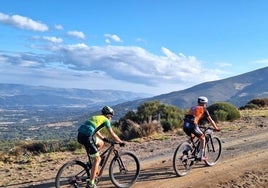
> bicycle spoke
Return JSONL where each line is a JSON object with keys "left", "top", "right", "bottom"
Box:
{"left": 55, "top": 161, "right": 90, "bottom": 188}
{"left": 205, "top": 136, "right": 222, "bottom": 166}
{"left": 109, "top": 152, "right": 140, "bottom": 188}
{"left": 173, "top": 142, "right": 193, "bottom": 176}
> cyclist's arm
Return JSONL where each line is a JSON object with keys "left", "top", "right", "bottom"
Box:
{"left": 96, "top": 131, "right": 105, "bottom": 140}
{"left": 207, "top": 115, "right": 220, "bottom": 130}
{"left": 107, "top": 127, "right": 124, "bottom": 143}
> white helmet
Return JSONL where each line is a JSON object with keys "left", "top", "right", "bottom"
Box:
{"left": 198, "top": 96, "right": 208, "bottom": 104}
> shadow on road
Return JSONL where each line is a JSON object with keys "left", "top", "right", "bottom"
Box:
{"left": 4, "top": 161, "right": 207, "bottom": 188}
{"left": 4, "top": 180, "right": 55, "bottom": 188}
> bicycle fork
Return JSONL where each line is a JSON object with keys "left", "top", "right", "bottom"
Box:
{"left": 113, "top": 150, "right": 128, "bottom": 174}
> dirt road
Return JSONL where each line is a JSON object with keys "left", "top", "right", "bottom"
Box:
{"left": 2, "top": 116, "right": 268, "bottom": 188}
{"left": 93, "top": 118, "right": 268, "bottom": 188}
{"left": 94, "top": 116, "right": 268, "bottom": 188}
{"left": 130, "top": 131, "right": 268, "bottom": 188}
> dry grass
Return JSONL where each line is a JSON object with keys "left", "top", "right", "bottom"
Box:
{"left": 240, "top": 108, "right": 268, "bottom": 117}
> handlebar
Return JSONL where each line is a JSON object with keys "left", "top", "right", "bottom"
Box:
{"left": 103, "top": 138, "right": 126, "bottom": 147}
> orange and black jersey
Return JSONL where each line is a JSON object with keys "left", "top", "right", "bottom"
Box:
{"left": 187, "top": 105, "right": 209, "bottom": 125}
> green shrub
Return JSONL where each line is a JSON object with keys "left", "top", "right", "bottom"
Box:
{"left": 239, "top": 103, "right": 259, "bottom": 110}
{"left": 161, "top": 118, "right": 181, "bottom": 132}
{"left": 66, "top": 140, "right": 82, "bottom": 151}
{"left": 119, "top": 100, "right": 184, "bottom": 137}
{"left": 213, "top": 109, "right": 228, "bottom": 122}
{"left": 161, "top": 120, "right": 172, "bottom": 132}
{"left": 207, "top": 102, "right": 240, "bottom": 122}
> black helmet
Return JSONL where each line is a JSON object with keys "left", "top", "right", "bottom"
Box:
{"left": 197, "top": 96, "right": 208, "bottom": 104}
{"left": 101, "top": 106, "right": 114, "bottom": 116}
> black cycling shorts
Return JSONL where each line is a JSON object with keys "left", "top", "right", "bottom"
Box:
{"left": 183, "top": 122, "right": 203, "bottom": 138}
{"left": 77, "top": 132, "right": 98, "bottom": 156}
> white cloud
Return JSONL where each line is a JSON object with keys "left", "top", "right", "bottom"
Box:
{"left": 55, "top": 24, "right": 63, "bottom": 30}
{"left": 42, "top": 36, "right": 63, "bottom": 43}
{"left": 20, "top": 60, "right": 41, "bottom": 67}
{"left": 105, "top": 39, "right": 111, "bottom": 44}
{"left": 104, "top": 34, "right": 122, "bottom": 43}
{"left": 253, "top": 58, "right": 268, "bottom": 65}
{"left": 67, "top": 30, "right": 86, "bottom": 39}
{"left": 0, "top": 43, "right": 221, "bottom": 90}
{"left": 135, "top": 38, "right": 147, "bottom": 44}
{"left": 0, "top": 12, "right": 48, "bottom": 31}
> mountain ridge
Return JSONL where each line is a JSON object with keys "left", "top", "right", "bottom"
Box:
{"left": 112, "top": 66, "right": 268, "bottom": 118}
{"left": 0, "top": 83, "right": 151, "bottom": 108}
{"left": 0, "top": 67, "right": 267, "bottom": 118}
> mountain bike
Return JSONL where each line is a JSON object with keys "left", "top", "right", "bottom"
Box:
{"left": 173, "top": 125, "right": 222, "bottom": 177}
{"left": 55, "top": 140, "right": 140, "bottom": 188}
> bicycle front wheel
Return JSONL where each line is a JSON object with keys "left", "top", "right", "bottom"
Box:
{"left": 55, "top": 160, "right": 90, "bottom": 188}
{"left": 109, "top": 151, "right": 140, "bottom": 188}
{"left": 173, "top": 142, "right": 193, "bottom": 177}
{"left": 205, "top": 136, "right": 222, "bottom": 166}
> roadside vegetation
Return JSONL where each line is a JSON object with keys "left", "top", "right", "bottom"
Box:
{"left": 0, "top": 98, "right": 268, "bottom": 163}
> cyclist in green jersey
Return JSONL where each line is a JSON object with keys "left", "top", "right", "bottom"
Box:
{"left": 78, "top": 106, "right": 125, "bottom": 188}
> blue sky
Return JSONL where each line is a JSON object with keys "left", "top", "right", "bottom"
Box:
{"left": 1, "top": 1, "right": 268, "bottom": 95}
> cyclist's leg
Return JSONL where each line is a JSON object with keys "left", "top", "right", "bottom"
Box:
{"left": 88, "top": 137, "right": 101, "bottom": 187}
{"left": 95, "top": 136, "right": 104, "bottom": 150}
{"left": 77, "top": 132, "right": 91, "bottom": 156}
{"left": 183, "top": 122, "right": 194, "bottom": 137}
{"left": 182, "top": 122, "right": 195, "bottom": 154}
{"left": 193, "top": 126, "right": 206, "bottom": 160}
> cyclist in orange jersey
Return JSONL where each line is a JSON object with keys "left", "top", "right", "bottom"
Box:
{"left": 183, "top": 96, "right": 220, "bottom": 161}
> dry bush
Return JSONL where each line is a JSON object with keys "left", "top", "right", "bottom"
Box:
{"left": 120, "top": 119, "right": 163, "bottom": 140}
{"left": 140, "top": 121, "right": 163, "bottom": 137}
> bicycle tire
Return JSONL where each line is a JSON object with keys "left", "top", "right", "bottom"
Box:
{"left": 55, "top": 160, "right": 90, "bottom": 188}
{"left": 109, "top": 151, "right": 140, "bottom": 188}
{"left": 173, "top": 142, "right": 193, "bottom": 177}
{"left": 205, "top": 136, "right": 222, "bottom": 166}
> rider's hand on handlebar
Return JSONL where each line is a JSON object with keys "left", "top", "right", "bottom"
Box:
{"left": 214, "top": 127, "right": 221, "bottom": 132}
{"left": 119, "top": 142, "right": 126, "bottom": 147}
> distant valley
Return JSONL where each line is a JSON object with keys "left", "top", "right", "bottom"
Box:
{"left": 0, "top": 85, "right": 151, "bottom": 140}
{"left": 0, "top": 66, "right": 267, "bottom": 140}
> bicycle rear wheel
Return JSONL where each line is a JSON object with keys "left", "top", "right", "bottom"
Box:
{"left": 109, "top": 151, "right": 140, "bottom": 188}
{"left": 205, "top": 136, "right": 222, "bottom": 166}
{"left": 55, "top": 160, "right": 90, "bottom": 188}
{"left": 173, "top": 142, "right": 193, "bottom": 177}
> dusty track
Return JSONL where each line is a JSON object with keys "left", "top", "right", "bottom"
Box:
{"left": 129, "top": 131, "right": 268, "bottom": 188}
{"left": 1, "top": 116, "right": 268, "bottom": 188}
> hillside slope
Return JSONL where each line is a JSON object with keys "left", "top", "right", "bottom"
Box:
{"left": 113, "top": 66, "right": 268, "bottom": 117}
{"left": 153, "top": 66, "right": 268, "bottom": 108}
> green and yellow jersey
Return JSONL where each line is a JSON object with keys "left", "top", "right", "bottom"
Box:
{"left": 78, "top": 115, "right": 111, "bottom": 136}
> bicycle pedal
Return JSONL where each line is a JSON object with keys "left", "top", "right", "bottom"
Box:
{"left": 188, "top": 157, "right": 195, "bottom": 161}
{"left": 181, "top": 155, "right": 188, "bottom": 161}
